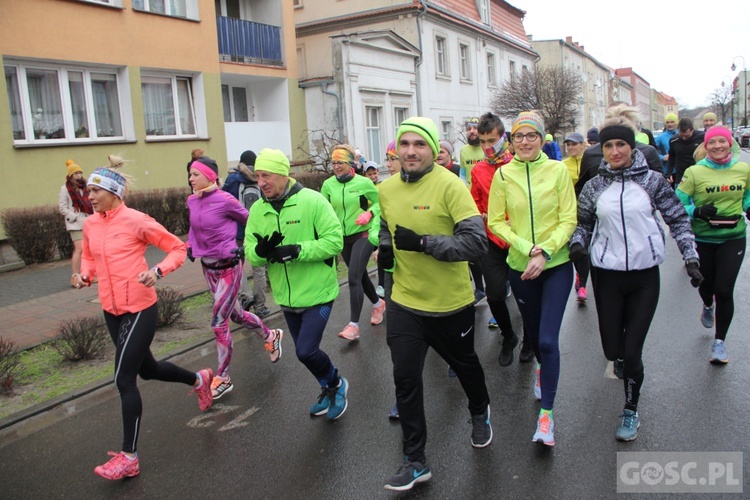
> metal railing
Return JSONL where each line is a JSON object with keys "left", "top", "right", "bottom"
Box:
{"left": 217, "top": 16, "right": 283, "bottom": 66}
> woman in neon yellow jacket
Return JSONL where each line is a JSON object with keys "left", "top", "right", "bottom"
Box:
{"left": 320, "top": 144, "right": 386, "bottom": 342}
{"left": 487, "top": 111, "right": 577, "bottom": 447}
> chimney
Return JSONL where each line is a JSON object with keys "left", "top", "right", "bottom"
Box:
{"left": 565, "top": 36, "right": 573, "bottom": 43}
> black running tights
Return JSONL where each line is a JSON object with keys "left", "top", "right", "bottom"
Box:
{"left": 696, "top": 238, "right": 746, "bottom": 341}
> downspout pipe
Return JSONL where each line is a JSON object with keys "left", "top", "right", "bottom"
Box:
{"left": 415, "top": 0, "right": 428, "bottom": 116}
{"left": 299, "top": 79, "right": 343, "bottom": 143}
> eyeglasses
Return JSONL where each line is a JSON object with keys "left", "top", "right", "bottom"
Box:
{"left": 331, "top": 161, "right": 349, "bottom": 166}
{"left": 511, "top": 132, "right": 540, "bottom": 143}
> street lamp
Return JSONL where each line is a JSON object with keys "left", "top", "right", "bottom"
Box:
{"left": 731, "top": 56, "right": 747, "bottom": 126}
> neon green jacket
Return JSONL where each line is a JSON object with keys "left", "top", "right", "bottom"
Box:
{"left": 487, "top": 153, "right": 577, "bottom": 272}
{"left": 245, "top": 180, "right": 343, "bottom": 308}
{"left": 320, "top": 174, "right": 379, "bottom": 237}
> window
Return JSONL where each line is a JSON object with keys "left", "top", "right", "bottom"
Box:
{"left": 141, "top": 75, "right": 196, "bottom": 137}
{"left": 133, "top": 0, "right": 196, "bottom": 19}
{"left": 435, "top": 36, "right": 447, "bottom": 76}
{"left": 509, "top": 60, "right": 516, "bottom": 84}
{"left": 293, "top": 0, "right": 303, "bottom": 8}
{"left": 394, "top": 106, "right": 409, "bottom": 135}
{"left": 441, "top": 120, "right": 453, "bottom": 141}
{"left": 365, "top": 106, "right": 383, "bottom": 163}
{"left": 459, "top": 43, "right": 471, "bottom": 81}
{"left": 477, "top": 0, "right": 490, "bottom": 24}
{"left": 221, "top": 84, "right": 249, "bottom": 122}
{"left": 4, "top": 62, "right": 125, "bottom": 144}
{"left": 487, "top": 52, "right": 496, "bottom": 86}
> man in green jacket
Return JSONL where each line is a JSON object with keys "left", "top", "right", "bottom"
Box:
{"left": 244, "top": 149, "right": 349, "bottom": 421}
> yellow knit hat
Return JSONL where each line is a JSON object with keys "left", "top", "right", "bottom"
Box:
{"left": 66, "top": 159, "right": 82, "bottom": 177}
{"left": 255, "top": 149, "right": 290, "bottom": 176}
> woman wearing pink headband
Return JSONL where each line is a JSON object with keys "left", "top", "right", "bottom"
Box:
{"left": 676, "top": 126, "right": 750, "bottom": 364}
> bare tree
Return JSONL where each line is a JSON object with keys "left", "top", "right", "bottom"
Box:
{"left": 490, "top": 65, "right": 582, "bottom": 136}
{"left": 709, "top": 85, "right": 733, "bottom": 126}
{"left": 296, "top": 128, "right": 343, "bottom": 173}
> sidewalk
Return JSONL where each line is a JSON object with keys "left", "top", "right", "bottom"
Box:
{"left": 0, "top": 247, "right": 210, "bottom": 350}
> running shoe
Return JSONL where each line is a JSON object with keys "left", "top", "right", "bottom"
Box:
{"left": 337, "top": 323, "right": 360, "bottom": 341}
{"left": 240, "top": 295, "right": 255, "bottom": 312}
{"left": 376, "top": 285, "right": 385, "bottom": 298}
{"left": 310, "top": 387, "right": 332, "bottom": 416}
{"left": 701, "top": 304, "right": 715, "bottom": 329}
{"left": 615, "top": 409, "right": 640, "bottom": 442}
{"left": 474, "top": 290, "right": 486, "bottom": 305}
{"left": 532, "top": 410, "right": 555, "bottom": 446}
{"left": 388, "top": 404, "right": 399, "bottom": 419}
{"left": 471, "top": 405, "right": 493, "bottom": 448}
{"left": 498, "top": 333, "right": 518, "bottom": 367}
{"left": 265, "top": 329, "right": 283, "bottom": 363}
{"left": 577, "top": 287, "right": 587, "bottom": 304}
{"left": 488, "top": 317, "right": 499, "bottom": 329}
{"left": 327, "top": 377, "right": 349, "bottom": 420}
{"left": 94, "top": 451, "right": 140, "bottom": 480}
{"left": 211, "top": 376, "right": 233, "bottom": 400}
{"left": 710, "top": 339, "right": 728, "bottom": 364}
{"left": 519, "top": 340, "right": 535, "bottom": 363}
{"left": 384, "top": 459, "right": 432, "bottom": 491}
{"left": 614, "top": 359, "right": 624, "bottom": 379}
{"left": 371, "top": 300, "right": 386, "bottom": 325}
{"left": 193, "top": 368, "right": 214, "bottom": 411}
{"left": 254, "top": 305, "right": 271, "bottom": 318}
{"left": 448, "top": 366, "right": 457, "bottom": 378}
{"left": 534, "top": 364, "right": 541, "bottom": 400}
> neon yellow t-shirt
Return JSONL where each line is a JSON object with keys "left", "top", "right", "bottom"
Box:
{"left": 460, "top": 144, "right": 484, "bottom": 188}
{"left": 379, "top": 165, "right": 479, "bottom": 313}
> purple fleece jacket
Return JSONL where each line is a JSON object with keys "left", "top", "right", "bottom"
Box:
{"left": 187, "top": 188, "right": 248, "bottom": 259}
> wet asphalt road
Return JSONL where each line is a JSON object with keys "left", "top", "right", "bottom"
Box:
{"left": 1, "top": 231, "right": 750, "bottom": 499}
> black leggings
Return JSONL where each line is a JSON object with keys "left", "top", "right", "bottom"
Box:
{"left": 342, "top": 235, "right": 379, "bottom": 323}
{"left": 697, "top": 238, "right": 745, "bottom": 341}
{"left": 590, "top": 266, "right": 660, "bottom": 412}
{"left": 574, "top": 257, "right": 590, "bottom": 288}
{"left": 104, "top": 303, "right": 196, "bottom": 453}
{"left": 478, "top": 243, "right": 515, "bottom": 339}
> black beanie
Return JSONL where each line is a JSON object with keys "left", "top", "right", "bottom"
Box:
{"left": 598, "top": 125, "right": 636, "bottom": 149}
{"left": 194, "top": 156, "right": 219, "bottom": 177}
{"left": 239, "top": 150, "right": 257, "bottom": 167}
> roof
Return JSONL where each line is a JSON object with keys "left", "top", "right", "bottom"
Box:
{"left": 428, "top": 0, "right": 528, "bottom": 45}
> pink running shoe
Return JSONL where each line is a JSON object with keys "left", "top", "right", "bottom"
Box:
{"left": 371, "top": 300, "right": 386, "bottom": 325}
{"left": 94, "top": 451, "right": 140, "bottom": 480}
{"left": 338, "top": 323, "right": 360, "bottom": 341}
{"left": 193, "top": 368, "right": 214, "bottom": 411}
{"left": 265, "top": 329, "right": 284, "bottom": 363}
{"left": 577, "top": 287, "right": 587, "bottom": 304}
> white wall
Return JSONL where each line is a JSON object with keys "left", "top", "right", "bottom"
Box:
{"left": 225, "top": 121, "right": 291, "bottom": 161}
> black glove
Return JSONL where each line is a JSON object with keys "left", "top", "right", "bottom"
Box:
{"left": 394, "top": 225, "right": 425, "bottom": 252}
{"left": 230, "top": 247, "right": 245, "bottom": 265}
{"left": 685, "top": 259, "right": 703, "bottom": 288}
{"left": 568, "top": 243, "right": 588, "bottom": 262}
{"left": 187, "top": 247, "right": 195, "bottom": 262}
{"left": 378, "top": 245, "right": 394, "bottom": 270}
{"left": 253, "top": 231, "right": 284, "bottom": 259}
{"left": 694, "top": 203, "right": 717, "bottom": 221}
{"left": 268, "top": 245, "right": 301, "bottom": 264}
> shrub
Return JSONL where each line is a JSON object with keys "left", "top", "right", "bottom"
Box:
{"left": 156, "top": 287, "right": 184, "bottom": 327}
{"left": 56, "top": 214, "right": 75, "bottom": 259}
{"left": 292, "top": 171, "right": 331, "bottom": 193}
{"left": 1, "top": 206, "right": 62, "bottom": 264}
{"left": 54, "top": 316, "right": 109, "bottom": 361}
{"left": 126, "top": 187, "right": 191, "bottom": 235}
{"left": 0, "top": 337, "right": 21, "bottom": 394}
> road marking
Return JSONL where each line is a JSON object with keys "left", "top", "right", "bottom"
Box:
{"left": 219, "top": 407, "right": 259, "bottom": 431}
{"left": 186, "top": 404, "right": 239, "bottom": 428}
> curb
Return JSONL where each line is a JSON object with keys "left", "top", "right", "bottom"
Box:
{"left": 0, "top": 267, "right": 377, "bottom": 431}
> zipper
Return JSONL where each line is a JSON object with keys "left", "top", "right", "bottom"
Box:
{"left": 619, "top": 170, "right": 629, "bottom": 271}
{"left": 525, "top": 162, "right": 536, "bottom": 245}
{"left": 341, "top": 183, "right": 347, "bottom": 234}
{"left": 276, "top": 213, "right": 293, "bottom": 306}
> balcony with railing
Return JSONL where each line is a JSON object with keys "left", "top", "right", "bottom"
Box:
{"left": 217, "top": 16, "right": 283, "bottom": 66}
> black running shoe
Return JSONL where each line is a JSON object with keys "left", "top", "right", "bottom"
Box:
{"left": 519, "top": 339, "right": 535, "bottom": 363}
{"left": 384, "top": 460, "right": 432, "bottom": 491}
{"left": 471, "top": 405, "right": 493, "bottom": 448}
{"left": 498, "top": 334, "right": 518, "bottom": 367}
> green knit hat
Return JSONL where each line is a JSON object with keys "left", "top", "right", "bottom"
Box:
{"left": 665, "top": 113, "right": 678, "bottom": 123}
{"left": 396, "top": 117, "right": 440, "bottom": 157}
{"left": 254, "top": 148, "right": 290, "bottom": 176}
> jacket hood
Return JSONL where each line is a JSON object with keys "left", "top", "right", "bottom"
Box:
{"left": 597, "top": 148, "right": 649, "bottom": 180}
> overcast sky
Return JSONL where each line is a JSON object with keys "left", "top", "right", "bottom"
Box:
{"left": 514, "top": 0, "right": 750, "bottom": 109}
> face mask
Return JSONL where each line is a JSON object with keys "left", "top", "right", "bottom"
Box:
{"left": 484, "top": 135, "right": 506, "bottom": 158}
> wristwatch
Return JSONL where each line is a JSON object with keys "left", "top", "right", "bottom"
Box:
{"left": 152, "top": 267, "right": 163, "bottom": 280}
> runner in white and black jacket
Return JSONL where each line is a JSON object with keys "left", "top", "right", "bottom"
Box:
{"left": 569, "top": 114, "right": 702, "bottom": 443}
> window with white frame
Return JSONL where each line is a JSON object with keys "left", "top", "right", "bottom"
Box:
{"left": 141, "top": 74, "right": 196, "bottom": 137}
{"left": 365, "top": 106, "right": 383, "bottom": 163}
{"left": 221, "top": 84, "right": 250, "bottom": 122}
{"left": 133, "top": 0, "right": 197, "bottom": 19}
{"left": 435, "top": 36, "right": 448, "bottom": 76}
{"left": 487, "top": 52, "right": 496, "bottom": 86}
{"left": 393, "top": 106, "right": 409, "bottom": 135}
{"left": 4, "top": 62, "right": 125, "bottom": 143}
{"left": 477, "top": 0, "right": 490, "bottom": 24}
{"left": 441, "top": 120, "right": 453, "bottom": 141}
{"left": 459, "top": 43, "right": 471, "bottom": 81}
{"left": 80, "top": 0, "right": 122, "bottom": 5}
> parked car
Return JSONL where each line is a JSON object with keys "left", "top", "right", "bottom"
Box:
{"left": 735, "top": 127, "right": 750, "bottom": 148}
{"left": 733, "top": 126, "right": 748, "bottom": 144}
